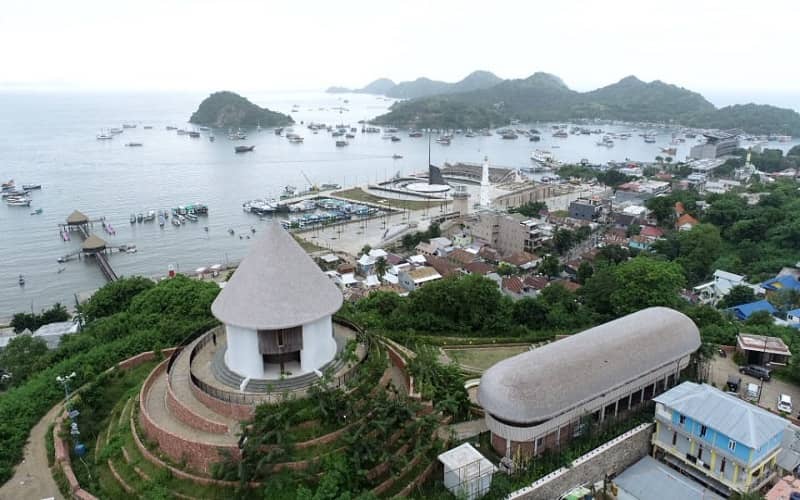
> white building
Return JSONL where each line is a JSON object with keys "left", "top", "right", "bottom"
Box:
{"left": 438, "top": 443, "right": 497, "bottom": 500}
{"left": 211, "top": 223, "right": 343, "bottom": 380}
{"left": 692, "top": 270, "right": 750, "bottom": 305}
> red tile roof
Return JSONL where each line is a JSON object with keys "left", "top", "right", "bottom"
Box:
{"left": 640, "top": 225, "right": 664, "bottom": 239}
{"left": 503, "top": 251, "right": 539, "bottom": 267}
{"left": 448, "top": 248, "right": 476, "bottom": 266}
{"left": 675, "top": 214, "right": 699, "bottom": 228}
{"left": 425, "top": 255, "right": 458, "bottom": 277}
{"left": 464, "top": 261, "right": 496, "bottom": 276}
{"left": 523, "top": 275, "right": 549, "bottom": 290}
{"left": 552, "top": 279, "right": 582, "bottom": 292}
{"left": 502, "top": 276, "right": 524, "bottom": 294}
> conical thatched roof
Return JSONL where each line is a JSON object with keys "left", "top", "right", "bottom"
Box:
{"left": 81, "top": 234, "right": 107, "bottom": 251}
{"left": 66, "top": 210, "right": 89, "bottom": 225}
{"left": 211, "top": 222, "right": 343, "bottom": 330}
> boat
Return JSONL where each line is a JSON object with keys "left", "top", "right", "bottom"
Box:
{"left": 288, "top": 136, "right": 304, "bottom": 144}
{"left": 345, "top": 133, "right": 355, "bottom": 139}
{"left": 122, "top": 124, "right": 137, "bottom": 129}
{"left": 275, "top": 127, "right": 284, "bottom": 135}
{"left": 172, "top": 217, "right": 181, "bottom": 227}
{"left": 125, "top": 142, "right": 143, "bottom": 147}
{"left": 198, "top": 126, "right": 210, "bottom": 131}
{"left": 130, "top": 213, "right": 136, "bottom": 224}
{"left": 188, "top": 130, "right": 201, "bottom": 138}
{"left": 660, "top": 147, "right": 677, "bottom": 155}
{"left": 30, "top": 208, "right": 43, "bottom": 215}
{"left": 185, "top": 212, "right": 198, "bottom": 222}
{"left": 6, "top": 198, "right": 31, "bottom": 206}
{"left": 166, "top": 126, "right": 177, "bottom": 130}
{"left": 137, "top": 213, "right": 144, "bottom": 223}
{"left": 436, "top": 136, "right": 451, "bottom": 145}
{"left": 158, "top": 214, "right": 165, "bottom": 227}
{"left": 209, "top": 131, "right": 215, "bottom": 142}
{"left": 22, "top": 184, "right": 41, "bottom": 190}
{"left": 529, "top": 135, "right": 541, "bottom": 142}
{"left": 392, "top": 154, "right": 403, "bottom": 159}
{"left": 143, "top": 125, "right": 153, "bottom": 130}
{"left": 335, "top": 140, "right": 348, "bottom": 147}
{"left": 235, "top": 145, "right": 255, "bottom": 153}
{"left": 320, "top": 183, "right": 341, "bottom": 190}
{"left": 18, "top": 275, "right": 25, "bottom": 286}
{"left": 144, "top": 210, "right": 156, "bottom": 222}
{"left": 643, "top": 134, "right": 656, "bottom": 143}
{"left": 596, "top": 136, "right": 614, "bottom": 147}
{"left": 1, "top": 180, "right": 14, "bottom": 189}
{"left": 552, "top": 130, "right": 568, "bottom": 138}
{"left": 390, "top": 136, "right": 401, "bottom": 142}
{"left": 96, "top": 132, "right": 113, "bottom": 140}
{"left": 501, "top": 132, "right": 518, "bottom": 139}
{"left": 109, "top": 128, "right": 123, "bottom": 135}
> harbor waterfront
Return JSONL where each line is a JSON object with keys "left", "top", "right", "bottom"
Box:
{"left": 1, "top": 90, "right": 799, "bottom": 317}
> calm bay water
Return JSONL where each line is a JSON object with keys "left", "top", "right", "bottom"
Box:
{"left": 0, "top": 90, "right": 798, "bottom": 317}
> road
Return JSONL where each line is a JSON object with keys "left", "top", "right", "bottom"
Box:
{"left": 0, "top": 401, "right": 64, "bottom": 500}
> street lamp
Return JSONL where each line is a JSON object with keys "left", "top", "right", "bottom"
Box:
{"left": 56, "top": 372, "right": 77, "bottom": 404}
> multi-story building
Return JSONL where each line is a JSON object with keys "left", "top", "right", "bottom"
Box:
{"left": 689, "top": 132, "right": 740, "bottom": 159}
{"left": 468, "top": 212, "right": 552, "bottom": 256}
{"left": 568, "top": 198, "right": 604, "bottom": 222}
{"left": 653, "top": 382, "right": 789, "bottom": 497}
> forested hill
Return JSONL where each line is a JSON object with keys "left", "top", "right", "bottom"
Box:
{"left": 189, "top": 91, "right": 294, "bottom": 128}
{"left": 326, "top": 71, "right": 502, "bottom": 99}
{"left": 371, "top": 73, "right": 800, "bottom": 135}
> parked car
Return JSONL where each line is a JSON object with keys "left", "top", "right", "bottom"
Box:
{"left": 726, "top": 375, "right": 742, "bottom": 393}
{"left": 739, "top": 364, "right": 772, "bottom": 381}
{"left": 778, "top": 394, "right": 793, "bottom": 413}
{"left": 746, "top": 383, "right": 760, "bottom": 401}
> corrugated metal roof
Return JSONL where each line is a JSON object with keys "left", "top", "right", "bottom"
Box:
{"left": 654, "top": 382, "right": 789, "bottom": 449}
{"left": 478, "top": 307, "right": 700, "bottom": 424}
{"left": 211, "top": 222, "right": 342, "bottom": 330}
{"left": 614, "top": 456, "right": 724, "bottom": 500}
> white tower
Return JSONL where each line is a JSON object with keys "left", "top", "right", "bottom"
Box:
{"left": 480, "top": 156, "right": 491, "bottom": 209}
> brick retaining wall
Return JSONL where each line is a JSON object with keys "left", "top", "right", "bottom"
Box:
{"left": 508, "top": 423, "right": 654, "bottom": 500}
{"left": 189, "top": 378, "right": 255, "bottom": 421}
{"left": 138, "top": 360, "right": 241, "bottom": 474}
{"left": 166, "top": 382, "right": 229, "bottom": 434}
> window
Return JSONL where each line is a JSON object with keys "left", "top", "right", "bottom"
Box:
{"left": 672, "top": 431, "right": 677, "bottom": 446}
{"left": 679, "top": 414, "right": 686, "bottom": 425}
{"left": 720, "top": 458, "right": 726, "bottom": 474}
{"left": 728, "top": 440, "right": 736, "bottom": 452}
{"left": 700, "top": 425, "right": 707, "bottom": 438}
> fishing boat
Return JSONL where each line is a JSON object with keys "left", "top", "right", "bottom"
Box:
{"left": 390, "top": 136, "right": 401, "bottom": 142}
{"left": 529, "top": 135, "right": 541, "bottom": 142}
{"left": 6, "top": 197, "right": 31, "bottom": 206}
{"left": 109, "top": 128, "right": 123, "bottom": 135}
{"left": 122, "top": 123, "right": 137, "bottom": 129}
{"left": 392, "top": 154, "right": 403, "bottom": 159}
{"left": 158, "top": 213, "right": 165, "bottom": 227}
{"left": 130, "top": 213, "right": 136, "bottom": 224}
{"left": 143, "top": 125, "right": 153, "bottom": 130}
{"left": 22, "top": 184, "right": 42, "bottom": 190}
{"left": 501, "top": 132, "right": 518, "bottom": 140}
{"left": 137, "top": 213, "right": 144, "bottom": 223}
{"left": 234, "top": 145, "right": 255, "bottom": 153}
{"left": 96, "top": 132, "right": 113, "bottom": 140}
{"left": 185, "top": 212, "right": 198, "bottom": 222}
{"left": 335, "top": 140, "right": 348, "bottom": 147}
{"left": 18, "top": 275, "right": 25, "bottom": 286}
{"left": 166, "top": 126, "right": 177, "bottom": 131}
{"left": 188, "top": 130, "right": 201, "bottom": 138}
{"left": 1, "top": 180, "right": 14, "bottom": 189}
{"left": 643, "top": 134, "right": 656, "bottom": 143}
{"left": 436, "top": 137, "right": 451, "bottom": 145}
{"left": 144, "top": 210, "right": 156, "bottom": 222}
{"left": 320, "top": 183, "right": 341, "bottom": 190}
{"left": 288, "top": 136, "right": 304, "bottom": 144}
{"left": 552, "top": 130, "right": 568, "bottom": 138}
{"left": 198, "top": 126, "right": 210, "bottom": 131}
{"left": 30, "top": 208, "right": 43, "bottom": 215}
{"left": 172, "top": 217, "right": 181, "bottom": 227}
{"left": 125, "top": 142, "right": 143, "bottom": 147}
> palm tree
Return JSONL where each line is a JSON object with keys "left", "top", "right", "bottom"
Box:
{"left": 374, "top": 257, "right": 388, "bottom": 281}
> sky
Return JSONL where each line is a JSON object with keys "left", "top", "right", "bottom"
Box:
{"left": 2, "top": 0, "right": 798, "bottom": 102}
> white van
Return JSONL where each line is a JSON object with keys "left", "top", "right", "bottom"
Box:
{"left": 746, "top": 383, "right": 760, "bottom": 400}
{"left": 778, "top": 394, "right": 793, "bottom": 413}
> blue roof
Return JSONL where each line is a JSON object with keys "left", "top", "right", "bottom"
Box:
{"left": 728, "top": 300, "right": 776, "bottom": 320}
{"left": 787, "top": 308, "right": 800, "bottom": 317}
{"left": 760, "top": 275, "right": 800, "bottom": 292}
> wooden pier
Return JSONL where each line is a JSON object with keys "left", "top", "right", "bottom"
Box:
{"left": 60, "top": 210, "right": 120, "bottom": 282}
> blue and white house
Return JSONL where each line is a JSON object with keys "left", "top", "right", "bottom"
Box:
{"left": 653, "top": 382, "right": 789, "bottom": 496}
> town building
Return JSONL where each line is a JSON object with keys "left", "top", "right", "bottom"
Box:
{"left": 613, "top": 456, "right": 724, "bottom": 500}
{"left": 652, "top": 382, "right": 789, "bottom": 496}
{"left": 210, "top": 223, "right": 344, "bottom": 379}
{"left": 676, "top": 213, "right": 700, "bottom": 231}
{"left": 727, "top": 300, "right": 777, "bottom": 321}
{"left": 736, "top": 333, "right": 791, "bottom": 366}
{"left": 398, "top": 266, "right": 442, "bottom": 291}
{"left": 568, "top": 198, "right": 603, "bottom": 222}
{"left": 693, "top": 270, "right": 749, "bottom": 305}
{"left": 468, "top": 212, "right": 551, "bottom": 256}
{"left": 478, "top": 307, "right": 700, "bottom": 459}
{"left": 689, "top": 132, "right": 740, "bottom": 159}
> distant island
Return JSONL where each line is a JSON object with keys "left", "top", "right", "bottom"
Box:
{"left": 189, "top": 91, "right": 293, "bottom": 128}
{"left": 334, "top": 71, "right": 800, "bottom": 135}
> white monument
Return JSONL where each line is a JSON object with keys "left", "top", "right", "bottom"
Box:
{"left": 479, "top": 156, "right": 491, "bottom": 209}
{"left": 210, "top": 223, "right": 343, "bottom": 380}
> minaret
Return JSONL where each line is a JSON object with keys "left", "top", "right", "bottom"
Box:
{"left": 480, "top": 156, "right": 491, "bottom": 209}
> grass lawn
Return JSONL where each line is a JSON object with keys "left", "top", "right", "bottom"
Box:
{"left": 292, "top": 233, "right": 327, "bottom": 253}
{"left": 445, "top": 345, "right": 530, "bottom": 372}
{"left": 333, "top": 188, "right": 450, "bottom": 211}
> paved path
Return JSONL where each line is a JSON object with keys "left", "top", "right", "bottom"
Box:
{"left": 0, "top": 402, "right": 64, "bottom": 500}
{"left": 437, "top": 419, "right": 488, "bottom": 441}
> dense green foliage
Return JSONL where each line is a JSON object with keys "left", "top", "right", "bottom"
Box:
{"left": 0, "top": 335, "right": 49, "bottom": 388}
{"left": 0, "top": 275, "right": 219, "bottom": 484}
{"left": 10, "top": 303, "right": 70, "bottom": 333}
{"left": 400, "top": 222, "right": 441, "bottom": 250}
{"left": 508, "top": 201, "right": 547, "bottom": 217}
{"left": 189, "top": 91, "right": 294, "bottom": 128}
{"left": 80, "top": 276, "right": 155, "bottom": 322}
{"left": 374, "top": 72, "right": 800, "bottom": 134}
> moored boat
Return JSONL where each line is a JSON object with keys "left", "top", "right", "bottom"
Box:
{"left": 234, "top": 145, "right": 255, "bottom": 153}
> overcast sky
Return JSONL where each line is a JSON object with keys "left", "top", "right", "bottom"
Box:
{"left": 2, "top": 0, "right": 798, "bottom": 99}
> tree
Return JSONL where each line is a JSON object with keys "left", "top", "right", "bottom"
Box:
{"left": 553, "top": 228, "right": 575, "bottom": 255}
{"left": 744, "top": 310, "right": 774, "bottom": 326}
{"left": 596, "top": 170, "right": 632, "bottom": 189}
{"left": 497, "top": 262, "right": 517, "bottom": 277}
{"left": 360, "top": 244, "right": 372, "bottom": 256}
{"left": 10, "top": 303, "right": 70, "bottom": 333}
{"left": 512, "top": 298, "right": 548, "bottom": 328}
{"left": 81, "top": 276, "right": 155, "bottom": 322}
{"left": 576, "top": 261, "right": 594, "bottom": 285}
{"left": 646, "top": 196, "right": 675, "bottom": 226}
{"left": 609, "top": 257, "right": 686, "bottom": 316}
{"left": 596, "top": 244, "right": 629, "bottom": 264}
{"left": 373, "top": 256, "right": 388, "bottom": 280}
{"left": 539, "top": 255, "right": 561, "bottom": 278}
{"left": 675, "top": 224, "right": 722, "bottom": 285}
{"left": 0, "top": 335, "right": 49, "bottom": 388}
{"left": 509, "top": 201, "right": 547, "bottom": 217}
{"left": 718, "top": 285, "right": 757, "bottom": 309}
{"left": 579, "top": 264, "right": 619, "bottom": 317}
{"left": 626, "top": 224, "right": 641, "bottom": 238}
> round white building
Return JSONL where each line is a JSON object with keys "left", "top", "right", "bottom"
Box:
{"left": 211, "top": 223, "right": 343, "bottom": 380}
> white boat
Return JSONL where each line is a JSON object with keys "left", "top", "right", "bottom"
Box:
{"left": 96, "top": 132, "right": 113, "bottom": 140}
{"left": 531, "top": 149, "right": 554, "bottom": 164}
{"left": 6, "top": 197, "right": 31, "bottom": 206}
